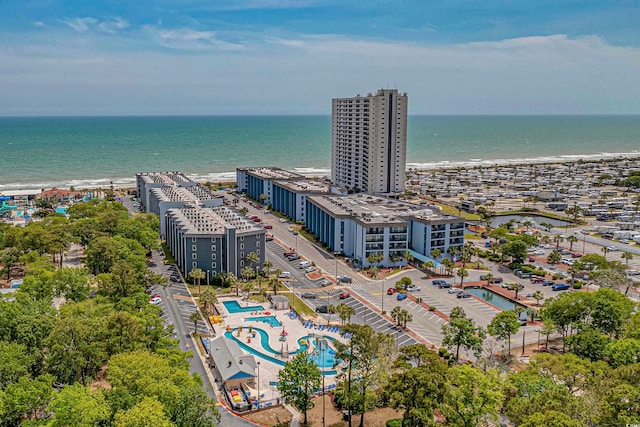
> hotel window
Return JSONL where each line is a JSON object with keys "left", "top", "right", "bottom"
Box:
{"left": 240, "top": 243, "right": 244, "bottom": 250}
{"left": 192, "top": 245, "right": 197, "bottom": 251}
{"left": 211, "top": 245, "right": 216, "bottom": 251}
{"left": 212, "top": 262, "right": 217, "bottom": 268}
{"left": 240, "top": 260, "right": 245, "bottom": 266}
{"left": 240, "top": 236, "right": 245, "bottom": 242}
{"left": 211, "top": 254, "right": 216, "bottom": 260}
{"left": 192, "top": 262, "right": 197, "bottom": 268}
{"left": 256, "top": 241, "right": 260, "bottom": 247}
{"left": 192, "top": 238, "right": 197, "bottom": 243}
{"left": 241, "top": 252, "right": 245, "bottom": 258}
{"left": 256, "top": 249, "right": 260, "bottom": 255}
{"left": 192, "top": 254, "right": 197, "bottom": 260}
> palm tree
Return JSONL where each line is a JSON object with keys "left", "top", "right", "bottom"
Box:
{"left": 199, "top": 288, "right": 218, "bottom": 315}
{"left": 326, "top": 304, "right": 336, "bottom": 326}
{"left": 601, "top": 246, "right": 610, "bottom": 261}
{"left": 566, "top": 235, "right": 578, "bottom": 252}
{"left": 622, "top": 251, "right": 633, "bottom": 268}
{"left": 227, "top": 273, "right": 241, "bottom": 296}
{"left": 403, "top": 251, "right": 414, "bottom": 267}
{"left": 262, "top": 259, "right": 273, "bottom": 277}
{"left": 483, "top": 273, "right": 494, "bottom": 287}
{"left": 189, "top": 268, "right": 206, "bottom": 295}
{"left": 423, "top": 260, "right": 435, "bottom": 276}
{"left": 336, "top": 302, "right": 355, "bottom": 326}
{"left": 189, "top": 311, "right": 201, "bottom": 335}
{"left": 553, "top": 234, "right": 563, "bottom": 249}
{"left": 400, "top": 309, "right": 413, "bottom": 328}
{"left": 390, "top": 306, "right": 402, "bottom": 326}
{"left": 268, "top": 277, "right": 280, "bottom": 295}
{"left": 245, "top": 251, "right": 259, "bottom": 268}
{"left": 430, "top": 248, "right": 441, "bottom": 260}
{"left": 456, "top": 266, "right": 468, "bottom": 288}
{"left": 532, "top": 290, "right": 544, "bottom": 306}
{"left": 511, "top": 283, "right": 525, "bottom": 300}
{"left": 539, "top": 222, "right": 552, "bottom": 232}
{"left": 547, "top": 250, "right": 561, "bottom": 264}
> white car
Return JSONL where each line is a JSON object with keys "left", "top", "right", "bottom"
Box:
{"left": 278, "top": 272, "right": 291, "bottom": 279}
{"left": 534, "top": 250, "right": 545, "bottom": 255}
{"left": 447, "top": 288, "right": 460, "bottom": 294}
{"left": 406, "top": 285, "right": 421, "bottom": 292}
{"left": 628, "top": 270, "right": 640, "bottom": 276}
{"left": 606, "top": 246, "right": 619, "bottom": 251}
{"left": 150, "top": 296, "right": 161, "bottom": 305}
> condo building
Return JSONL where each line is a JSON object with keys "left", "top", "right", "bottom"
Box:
{"left": 136, "top": 172, "right": 196, "bottom": 210}
{"left": 305, "top": 194, "right": 463, "bottom": 268}
{"left": 331, "top": 89, "right": 408, "bottom": 194}
{"left": 165, "top": 205, "right": 265, "bottom": 279}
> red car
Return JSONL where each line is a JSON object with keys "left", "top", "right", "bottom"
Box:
{"left": 387, "top": 288, "right": 395, "bottom": 295}
{"left": 284, "top": 251, "right": 296, "bottom": 257}
{"left": 339, "top": 292, "right": 351, "bottom": 299}
{"left": 263, "top": 225, "right": 273, "bottom": 229}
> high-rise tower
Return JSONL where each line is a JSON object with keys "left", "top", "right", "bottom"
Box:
{"left": 331, "top": 89, "right": 407, "bottom": 194}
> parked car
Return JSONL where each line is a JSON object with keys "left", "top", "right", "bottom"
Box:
{"left": 316, "top": 305, "right": 329, "bottom": 313}
{"left": 552, "top": 283, "right": 571, "bottom": 291}
{"left": 301, "top": 292, "right": 317, "bottom": 299}
{"left": 580, "top": 229, "right": 590, "bottom": 235}
{"left": 438, "top": 282, "right": 452, "bottom": 289}
{"left": 528, "top": 255, "right": 536, "bottom": 262}
{"left": 534, "top": 250, "right": 545, "bottom": 255}
{"left": 560, "top": 249, "right": 572, "bottom": 255}
{"left": 448, "top": 288, "right": 460, "bottom": 294}
{"left": 299, "top": 261, "right": 311, "bottom": 269}
{"left": 304, "top": 266, "right": 317, "bottom": 273}
{"left": 387, "top": 287, "right": 395, "bottom": 295}
{"left": 456, "top": 292, "right": 471, "bottom": 299}
{"left": 339, "top": 292, "right": 351, "bottom": 299}
{"left": 530, "top": 276, "right": 544, "bottom": 284}
{"left": 607, "top": 245, "right": 619, "bottom": 251}
{"left": 337, "top": 275, "right": 352, "bottom": 283}
{"left": 571, "top": 253, "right": 582, "bottom": 258}
{"left": 542, "top": 279, "right": 555, "bottom": 286}
{"left": 279, "top": 272, "right": 291, "bottom": 279}
{"left": 432, "top": 279, "right": 446, "bottom": 286}
{"left": 396, "top": 293, "right": 408, "bottom": 301}
{"left": 266, "top": 236, "right": 274, "bottom": 242}
{"left": 284, "top": 251, "right": 296, "bottom": 258}
{"left": 628, "top": 270, "right": 640, "bottom": 276}
{"left": 406, "top": 285, "right": 421, "bottom": 292}
{"left": 149, "top": 296, "right": 161, "bottom": 304}
{"left": 319, "top": 278, "right": 331, "bottom": 287}
{"left": 263, "top": 225, "right": 273, "bottom": 229}
{"left": 287, "top": 254, "right": 300, "bottom": 261}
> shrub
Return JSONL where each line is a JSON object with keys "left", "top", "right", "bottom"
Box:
{"left": 386, "top": 419, "right": 403, "bottom": 427}
{"left": 508, "top": 262, "right": 522, "bottom": 270}
{"left": 438, "top": 347, "right": 449, "bottom": 358}
{"left": 552, "top": 273, "right": 564, "bottom": 280}
{"left": 488, "top": 255, "right": 502, "bottom": 262}
{"left": 429, "top": 306, "right": 436, "bottom": 311}
{"left": 572, "top": 282, "right": 583, "bottom": 289}
{"left": 532, "top": 269, "right": 546, "bottom": 277}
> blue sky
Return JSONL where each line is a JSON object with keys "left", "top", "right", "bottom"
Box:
{"left": 1, "top": 0, "right": 639, "bottom": 115}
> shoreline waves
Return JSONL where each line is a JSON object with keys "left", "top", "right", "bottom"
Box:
{"left": 2, "top": 151, "right": 639, "bottom": 192}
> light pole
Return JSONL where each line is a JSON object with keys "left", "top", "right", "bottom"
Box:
{"left": 535, "top": 329, "right": 541, "bottom": 349}
{"left": 381, "top": 279, "right": 385, "bottom": 314}
{"left": 207, "top": 270, "right": 210, "bottom": 287}
{"left": 256, "top": 360, "right": 261, "bottom": 409}
{"left": 295, "top": 234, "right": 298, "bottom": 252}
{"left": 322, "top": 344, "right": 326, "bottom": 427}
{"left": 334, "top": 252, "right": 339, "bottom": 284}
{"left": 521, "top": 330, "right": 526, "bottom": 357}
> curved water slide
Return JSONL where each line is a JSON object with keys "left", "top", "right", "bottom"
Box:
{"left": 0, "top": 196, "right": 18, "bottom": 212}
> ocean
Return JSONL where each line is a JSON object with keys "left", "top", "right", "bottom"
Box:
{"left": 1, "top": 115, "right": 639, "bottom": 191}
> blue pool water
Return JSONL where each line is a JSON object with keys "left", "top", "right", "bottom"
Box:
{"left": 465, "top": 287, "right": 526, "bottom": 312}
{"left": 55, "top": 207, "right": 67, "bottom": 215}
{"left": 222, "top": 300, "right": 265, "bottom": 313}
{"left": 246, "top": 315, "right": 281, "bottom": 327}
{"left": 225, "top": 328, "right": 338, "bottom": 374}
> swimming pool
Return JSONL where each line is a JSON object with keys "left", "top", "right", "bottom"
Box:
{"left": 246, "top": 315, "right": 281, "bottom": 327}
{"left": 225, "top": 328, "right": 338, "bottom": 374}
{"left": 222, "top": 300, "right": 265, "bottom": 313}
{"left": 55, "top": 207, "right": 67, "bottom": 215}
{"left": 465, "top": 287, "right": 526, "bottom": 312}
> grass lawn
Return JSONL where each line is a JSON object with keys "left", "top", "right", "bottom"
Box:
{"left": 161, "top": 242, "right": 177, "bottom": 264}
{"left": 435, "top": 203, "right": 481, "bottom": 221}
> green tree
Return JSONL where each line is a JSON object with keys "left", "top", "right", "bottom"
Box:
{"left": 189, "top": 311, "right": 202, "bottom": 336}
{"left": 511, "top": 282, "right": 525, "bottom": 300}
{"left": 456, "top": 266, "right": 468, "bottom": 288}
{"left": 441, "top": 308, "right": 486, "bottom": 361}
{"left": 440, "top": 365, "right": 503, "bottom": 427}
{"left": 547, "top": 250, "right": 561, "bottom": 264}
{"left": 487, "top": 311, "right": 521, "bottom": 355}
{"left": 114, "top": 396, "right": 173, "bottom": 427}
{"left": 2, "top": 374, "right": 55, "bottom": 424}
{"left": 532, "top": 290, "right": 544, "bottom": 306}
{"left": 245, "top": 251, "right": 259, "bottom": 268}
{"left": 199, "top": 288, "right": 218, "bottom": 315}
{"left": 390, "top": 306, "right": 402, "bottom": 326}
{"left": 622, "top": 251, "right": 634, "bottom": 268}
{"left": 398, "top": 308, "right": 413, "bottom": 328}
{"left": 48, "top": 383, "right": 110, "bottom": 427}
{"left": 334, "top": 324, "right": 396, "bottom": 427}
{"left": 501, "top": 240, "right": 528, "bottom": 264}
{"left": 565, "top": 328, "right": 611, "bottom": 362}
{"left": 336, "top": 302, "right": 355, "bottom": 327}
{"left": 0, "top": 341, "right": 32, "bottom": 389}
{"left": 0, "top": 247, "right": 20, "bottom": 280}
{"left": 482, "top": 273, "right": 494, "bottom": 287}
{"left": 386, "top": 345, "right": 448, "bottom": 427}
{"left": 188, "top": 268, "right": 206, "bottom": 295}
{"left": 605, "top": 339, "right": 640, "bottom": 368}
{"left": 277, "top": 353, "right": 321, "bottom": 425}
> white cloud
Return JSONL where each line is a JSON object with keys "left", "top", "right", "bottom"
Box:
{"left": 142, "top": 26, "right": 244, "bottom": 51}
{"left": 33, "top": 21, "right": 45, "bottom": 27}
{"left": 62, "top": 17, "right": 98, "bottom": 33}
{"left": 97, "top": 17, "right": 129, "bottom": 34}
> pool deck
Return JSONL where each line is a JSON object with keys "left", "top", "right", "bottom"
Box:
{"left": 214, "top": 297, "right": 346, "bottom": 401}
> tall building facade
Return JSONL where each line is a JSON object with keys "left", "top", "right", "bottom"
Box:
{"left": 331, "top": 89, "right": 407, "bottom": 194}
